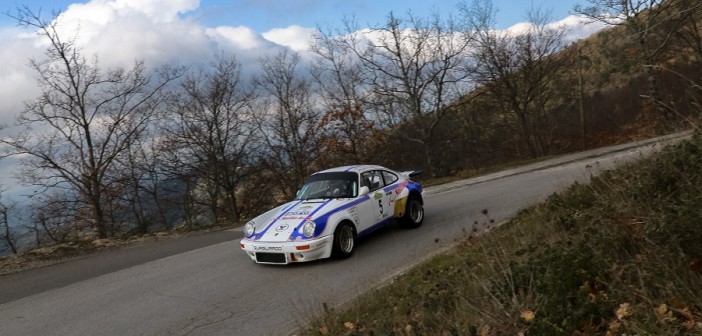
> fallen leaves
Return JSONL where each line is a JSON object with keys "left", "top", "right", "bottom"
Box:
{"left": 616, "top": 302, "right": 632, "bottom": 320}
{"left": 341, "top": 321, "right": 367, "bottom": 333}
{"left": 520, "top": 310, "right": 535, "bottom": 323}
{"left": 655, "top": 304, "right": 676, "bottom": 324}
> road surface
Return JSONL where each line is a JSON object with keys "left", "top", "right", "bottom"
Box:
{"left": 0, "top": 133, "right": 688, "bottom": 336}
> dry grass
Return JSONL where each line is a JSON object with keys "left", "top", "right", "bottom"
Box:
{"left": 298, "top": 131, "right": 702, "bottom": 335}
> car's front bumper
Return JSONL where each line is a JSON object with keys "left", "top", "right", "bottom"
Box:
{"left": 240, "top": 235, "right": 334, "bottom": 264}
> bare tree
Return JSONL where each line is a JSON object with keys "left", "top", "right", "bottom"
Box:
{"left": 575, "top": 0, "right": 684, "bottom": 125}
{"left": 310, "top": 27, "right": 382, "bottom": 164}
{"left": 162, "top": 53, "right": 257, "bottom": 225}
{"left": 2, "top": 7, "right": 183, "bottom": 238}
{"left": 664, "top": 0, "right": 702, "bottom": 63}
{"left": 106, "top": 133, "right": 174, "bottom": 233}
{"left": 28, "top": 190, "right": 83, "bottom": 244}
{"left": 0, "top": 187, "right": 19, "bottom": 254}
{"left": 252, "top": 50, "right": 323, "bottom": 198}
{"left": 464, "top": 0, "right": 568, "bottom": 158}
{"left": 339, "top": 11, "right": 475, "bottom": 176}
{"left": 310, "top": 25, "right": 367, "bottom": 111}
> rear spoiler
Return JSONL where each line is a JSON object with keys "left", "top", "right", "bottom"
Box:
{"left": 400, "top": 170, "right": 423, "bottom": 178}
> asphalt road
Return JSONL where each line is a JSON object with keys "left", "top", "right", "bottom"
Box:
{"left": 0, "top": 132, "right": 689, "bottom": 336}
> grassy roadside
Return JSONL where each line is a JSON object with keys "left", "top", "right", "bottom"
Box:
{"left": 298, "top": 132, "right": 702, "bottom": 335}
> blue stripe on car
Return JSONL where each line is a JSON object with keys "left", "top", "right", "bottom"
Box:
{"left": 252, "top": 200, "right": 302, "bottom": 240}
{"left": 289, "top": 199, "right": 333, "bottom": 238}
{"left": 301, "top": 178, "right": 420, "bottom": 240}
{"left": 407, "top": 180, "right": 423, "bottom": 194}
{"left": 289, "top": 195, "right": 371, "bottom": 240}
{"left": 358, "top": 217, "right": 395, "bottom": 238}
{"left": 273, "top": 176, "right": 422, "bottom": 242}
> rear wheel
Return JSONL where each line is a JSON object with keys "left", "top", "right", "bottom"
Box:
{"left": 400, "top": 195, "right": 424, "bottom": 228}
{"left": 331, "top": 222, "right": 355, "bottom": 259}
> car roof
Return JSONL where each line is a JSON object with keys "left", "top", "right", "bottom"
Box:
{"left": 316, "top": 165, "right": 390, "bottom": 174}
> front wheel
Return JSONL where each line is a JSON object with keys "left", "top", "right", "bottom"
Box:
{"left": 331, "top": 222, "right": 355, "bottom": 259}
{"left": 400, "top": 195, "right": 424, "bottom": 228}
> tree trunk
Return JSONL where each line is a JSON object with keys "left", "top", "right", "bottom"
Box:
{"left": 1, "top": 211, "right": 18, "bottom": 254}
{"left": 92, "top": 200, "right": 108, "bottom": 239}
{"left": 226, "top": 190, "right": 240, "bottom": 223}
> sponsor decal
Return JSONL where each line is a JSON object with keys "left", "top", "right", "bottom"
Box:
{"left": 254, "top": 246, "right": 283, "bottom": 251}
{"left": 275, "top": 224, "right": 290, "bottom": 232}
{"left": 395, "top": 180, "right": 409, "bottom": 195}
{"left": 394, "top": 196, "right": 407, "bottom": 217}
{"left": 286, "top": 210, "right": 312, "bottom": 216}
{"left": 281, "top": 215, "right": 308, "bottom": 220}
{"left": 347, "top": 206, "right": 360, "bottom": 224}
{"left": 373, "top": 193, "right": 383, "bottom": 200}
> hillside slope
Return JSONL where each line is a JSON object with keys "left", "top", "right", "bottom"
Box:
{"left": 299, "top": 130, "right": 702, "bottom": 335}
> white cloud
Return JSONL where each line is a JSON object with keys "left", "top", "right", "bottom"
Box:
{"left": 503, "top": 15, "right": 608, "bottom": 42}
{"left": 0, "top": 0, "right": 293, "bottom": 127}
{"left": 61, "top": 0, "right": 200, "bottom": 24}
{"left": 113, "top": 0, "right": 200, "bottom": 22}
{"left": 207, "top": 25, "right": 271, "bottom": 50}
{"left": 0, "top": 27, "right": 41, "bottom": 126}
{"left": 51, "top": 0, "right": 216, "bottom": 68}
{"left": 556, "top": 15, "right": 609, "bottom": 42}
{"left": 262, "top": 25, "right": 317, "bottom": 52}
{"left": 505, "top": 22, "right": 534, "bottom": 36}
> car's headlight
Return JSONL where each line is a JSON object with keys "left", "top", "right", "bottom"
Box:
{"left": 302, "top": 220, "right": 316, "bottom": 238}
{"left": 244, "top": 221, "right": 255, "bottom": 237}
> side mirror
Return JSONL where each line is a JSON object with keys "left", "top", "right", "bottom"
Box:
{"left": 358, "top": 186, "right": 369, "bottom": 197}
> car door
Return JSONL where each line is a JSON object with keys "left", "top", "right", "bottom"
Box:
{"left": 380, "top": 170, "right": 400, "bottom": 216}
{"left": 361, "top": 170, "right": 394, "bottom": 223}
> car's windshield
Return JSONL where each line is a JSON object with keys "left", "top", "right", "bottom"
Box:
{"left": 296, "top": 172, "right": 358, "bottom": 200}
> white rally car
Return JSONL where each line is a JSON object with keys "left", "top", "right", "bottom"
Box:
{"left": 240, "top": 165, "right": 425, "bottom": 264}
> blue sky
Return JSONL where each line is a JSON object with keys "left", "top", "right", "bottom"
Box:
{"left": 187, "top": 0, "right": 582, "bottom": 30}
{"left": 2, "top": 0, "right": 583, "bottom": 31}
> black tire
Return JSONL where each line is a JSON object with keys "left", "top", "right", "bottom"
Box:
{"left": 400, "top": 195, "right": 424, "bottom": 228}
{"left": 331, "top": 222, "right": 356, "bottom": 259}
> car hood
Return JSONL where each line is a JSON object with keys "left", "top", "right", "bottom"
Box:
{"left": 250, "top": 198, "right": 359, "bottom": 242}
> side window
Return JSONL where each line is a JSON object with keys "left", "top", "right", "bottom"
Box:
{"left": 382, "top": 171, "right": 398, "bottom": 185}
{"left": 361, "top": 171, "right": 384, "bottom": 191}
